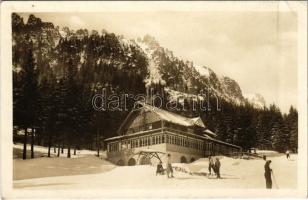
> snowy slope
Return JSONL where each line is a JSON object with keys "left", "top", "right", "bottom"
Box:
{"left": 14, "top": 154, "right": 297, "bottom": 191}
{"left": 136, "top": 36, "right": 166, "bottom": 86}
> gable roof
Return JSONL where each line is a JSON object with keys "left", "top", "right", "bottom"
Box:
{"left": 142, "top": 103, "right": 205, "bottom": 128}
{"left": 117, "top": 102, "right": 206, "bottom": 135}
{"left": 143, "top": 104, "right": 205, "bottom": 128}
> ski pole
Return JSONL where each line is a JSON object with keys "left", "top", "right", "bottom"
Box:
{"left": 271, "top": 170, "right": 279, "bottom": 189}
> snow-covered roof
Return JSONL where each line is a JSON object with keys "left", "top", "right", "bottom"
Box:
{"left": 204, "top": 129, "right": 217, "bottom": 137}
{"left": 142, "top": 104, "right": 206, "bottom": 128}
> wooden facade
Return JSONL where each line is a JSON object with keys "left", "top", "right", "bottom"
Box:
{"left": 105, "top": 103, "right": 242, "bottom": 165}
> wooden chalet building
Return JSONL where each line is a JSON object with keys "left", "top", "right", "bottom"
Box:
{"left": 105, "top": 103, "right": 242, "bottom": 166}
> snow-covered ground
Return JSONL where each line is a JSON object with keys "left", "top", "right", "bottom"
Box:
{"left": 14, "top": 144, "right": 297, "bottom": 190}
{"left": 13, "top": 143, "right": 101, "bottom": 159}
{"left": 13, "top": 144, "right": 114, "bottom": 180}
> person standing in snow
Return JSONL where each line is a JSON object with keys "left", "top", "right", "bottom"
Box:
{"left": 264, "top": 160, "right": 272, "bottom": 189}
{"left": 286, "top": 150, "right": 290, "bottom": 159}
{"left": 156, "top": 161, "right": 164, "bottom": 175}
{"left": 208, "top": 156, "right": 215, "bottom": 175}
{"left": 166, "top": 154, "right": 174, "bottom": 178}
{"left": 214, "top": 158, "right": 221, "bottom": 179}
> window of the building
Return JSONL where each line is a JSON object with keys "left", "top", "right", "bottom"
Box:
{"left": 148, "top": 124, "right": 152, "bottom": 130}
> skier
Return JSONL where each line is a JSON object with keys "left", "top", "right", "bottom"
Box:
{"left": 166, "top": 154, "right": 174, "bottom": 178}
{"left": 264, "top": 160, "right": 272, "bottom": 189}
{"left": 208, "top": 156, "right": 215, "bottom": 175}
{"left": 286, "top": 150, "right": 290, "bottom": 159}
{"left": 156, "top": 161, "right": 164, "bottom": 175}
{"left": 214, "top": 157, "right": 221, "bottom": 179}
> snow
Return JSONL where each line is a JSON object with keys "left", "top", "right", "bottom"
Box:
{"left": 204, "top": 129, "right": 217, "bottom": 137}
{"left": 194, "top": 65, "right": 210, "bottom": 77}
{"left": 13, "top": 143, "right": 99, "bottom": 159}
{"left": 80, "top": 51, "right": 85, "bottom": 64}
{"left": 243, "top": 93, "right": 266, "bottom": 109}
{"left": 143, "top": 103, "right": 205, "bottom": 128}
{"left": 164, "top": 88, "right": 205, "bottom": 103}
{"left": 136, "top": 40, "right": 166, "bottom": 86}
{"left": 13, "top": 144, "right": 114, "bottom": 180}
{"left": 256, "top": 150, "right": 280, "bottom": 154}
{"left": 119, "top": 37, "right": 136, "bottom": 47}
{"left": 14, "top": 154, "right": 297, "bottom": 191}
{"left": 59, "top": 30, "right": 67, "bottom": 38}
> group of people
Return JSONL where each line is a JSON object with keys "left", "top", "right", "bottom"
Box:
{"left": 156, "top": 154, "right": 174, "bottom": 178}
{"left": 155, "top": 150, "right": 291, "bottom": 189}
{"left": 208, "top": 156, "right": 221, "bottom": 179}
{"left": 157, "top": 154, "right": 222, "bottom": 179}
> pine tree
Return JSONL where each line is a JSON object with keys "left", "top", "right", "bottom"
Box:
{"left": 65, "top": 59, "right": 79, "bottom": 158}
{"left": 287, "top": 106, "right": 298, "bottom": 152}
{"left": 269, "top": 104, "right": 287, "bottom": 152}
{"left": 38, "top": 77, "right": 56, "bottom": 157}
{"left": 54, "top": 78, "right": 68, "bottom": 157}
{"left": 19, "top": 46, "right": 39, "bottom": 159}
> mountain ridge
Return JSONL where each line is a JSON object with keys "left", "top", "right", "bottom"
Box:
{"left": 13, "top": 14, "right": 266, "bottom": 109}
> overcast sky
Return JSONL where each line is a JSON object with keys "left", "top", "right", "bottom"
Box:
{"left": 19, "top": 11, "right": 297, "bottom": 113}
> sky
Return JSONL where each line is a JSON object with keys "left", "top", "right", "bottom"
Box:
{"left": 18, "top": 11, "right": 297, "bottom": 113}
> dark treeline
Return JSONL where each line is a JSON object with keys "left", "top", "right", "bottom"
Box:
{"left": 12, "top": 14, "right": 298, "bottom": 159}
